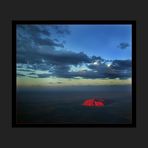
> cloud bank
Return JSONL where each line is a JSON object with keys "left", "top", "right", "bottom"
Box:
{"left": 17, "top": 25, "right": 132, "bottom": 80}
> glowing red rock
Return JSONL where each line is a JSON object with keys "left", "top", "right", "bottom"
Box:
{"left": 82, "top": 98, "right": 105, "bottom": 107}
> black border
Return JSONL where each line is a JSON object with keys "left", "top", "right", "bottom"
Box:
{"left": 12, "top": 20, "right": 136, "bottom": 128}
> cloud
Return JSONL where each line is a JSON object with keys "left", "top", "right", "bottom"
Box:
{"left": 16, "top": 25, "right": 131, "bottom": 80}
{"left": 117, "top": 42, "right": 129, "bottom": 49}
{"left": 47, "top": 51, "right": 90, "bottom": 65}
{"left": 37, "top": 73, "right": 51, "bottom": 78}
{"left": 52, "top": 59, "right": 131, "bottom": 79}
{"left": 17, "top": 48, "right": 90, "bottom": 66}
{"left": 34, "top": 38, "right": 64, "bottom": 47}
{"left": 17, "top": 73, "right": 26, "bottom": 77}
{"left": 17, "top": 25, "right": 51, "bottom": 37}
{"left": 17, "top": 56, "right": 131, "bottom": 79}
{"left": 17, "top": 25, "right": 89, "bottom": 66}
{"left": 28, "top": 75, "right": 38, "bottom": 78}
{"left": 17, "top": 25, "right": 65, "bottom": 52}
{"left": 110, "top": 60, "right": 131, "bottom": 70}
{"left": 29, "top": 72, "right": 36, "bottom": 75}
{"left": 17, "top": 69, "right": 34, "bottom": 72}
{"left": 51, "top": 25, "right": 70, "bottom": 35}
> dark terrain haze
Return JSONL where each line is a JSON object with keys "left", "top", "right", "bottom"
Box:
{"left": 16, "top": 85, "right": 132, "bottom": 124}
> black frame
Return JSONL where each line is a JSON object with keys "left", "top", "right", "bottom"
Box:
{"left": 12, "top": 20, "right": 136, "bottom": 128}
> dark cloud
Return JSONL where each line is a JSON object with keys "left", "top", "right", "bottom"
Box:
{"left": 17, "top": 56, "right": 131, "bottom": 79}
{"left": 91, "top": 56, "right": 105, "bottom": 63}
{"left": 110, "top": 60, "right": 131, "bottom": 70}
{"left": 17, "top": 25, "right": 89, "bottom": 66}
{"left": 17, "top": 69, "right": 34, "bottom": 72}
{"left": 28, "top": 75, "right": 38, "bottom": 78}
{"left": 37, "top": 73, "right": 51, "bottom": 78}
{"left": 16, "top": 25, "right": 131, "bottom": 80}
{"left": 17, "top": 25, "right": 64, "bottom": 52}
{"left": 34, "top": 37, "right": 64, "bottom": 47}
{"left": 117, "top": 43, "right": 130, "bottom": 49}
{"left": 17, "top": 48, "right": 90, "bottom": 66}
{"left": 47, "top": 51, "right": 90, "bottom": 65}
{"left": 17, "top": 25, "right": 51, "bottom": 37}
{"left": 30, "top": 63, "right": 52, "bottom": 71}
{"left": 51, "top": 25, "right": 70, "bottom": 35}
{"left": 88, "top": 62, "right": 108, "bottom": 71}
{"left": 29, "top": 72, "right": 36, "bottom": 75}
{"left": 17, "top": 73, "right": 26, "bottom": 77}
{"left": 52, "top": 59, "right": 131, "bottom": 79}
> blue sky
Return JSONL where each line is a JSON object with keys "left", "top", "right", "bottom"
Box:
{"left": 16, "top": 24, "right": 132, "bottom": 87}
{"left": 64, "top": 25, "right": 131, "bottom": 60}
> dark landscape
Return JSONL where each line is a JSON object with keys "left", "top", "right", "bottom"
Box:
{"left": 16, "top": 85, "right": 132, "bottom": 124}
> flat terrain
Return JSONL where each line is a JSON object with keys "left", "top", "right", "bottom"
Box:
{"left": 16, "top": 85, "right": 132, "bottom": 124}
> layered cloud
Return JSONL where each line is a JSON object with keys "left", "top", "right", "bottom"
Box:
{"left": 17, "top": 25, "right": 132, "bottom": 80}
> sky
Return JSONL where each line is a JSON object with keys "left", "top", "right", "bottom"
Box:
{"left": 16, "top": 24, "right": 132, "bottom": 87}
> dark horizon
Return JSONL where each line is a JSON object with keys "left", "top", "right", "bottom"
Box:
{"left": 16, "top": 85, "right": 132, "bottom": 124}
